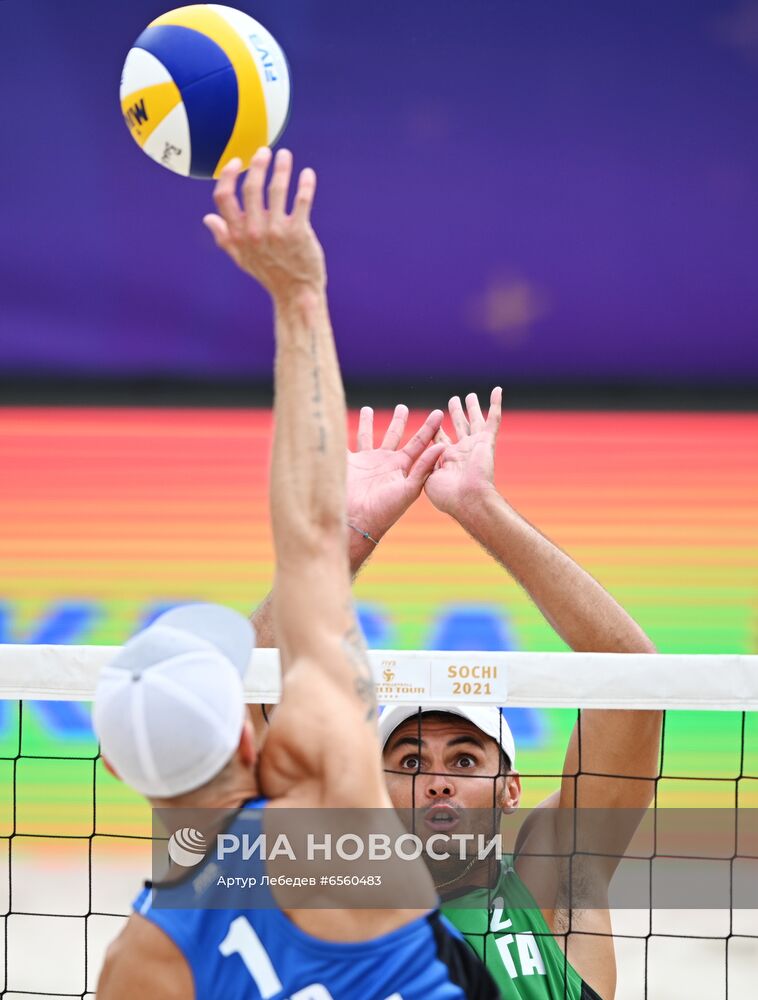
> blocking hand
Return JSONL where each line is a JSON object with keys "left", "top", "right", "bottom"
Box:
{"left": 347, "top": 405, "right": 444, "bottom": 543}
{"left": 424, "top": 388, "right": 502, "bottom": 516}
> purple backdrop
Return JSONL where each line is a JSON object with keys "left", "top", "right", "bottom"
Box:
{"left": 1, "top": 0, "right": 757, "bottom": 381}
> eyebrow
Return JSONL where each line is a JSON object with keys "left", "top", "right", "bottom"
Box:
{"left": 388, "top": 734, "right": 487, "bottom": 753}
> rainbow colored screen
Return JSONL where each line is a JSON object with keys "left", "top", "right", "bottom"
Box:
{"left": 0, "top": 408, "right": 756, "bottom": 835}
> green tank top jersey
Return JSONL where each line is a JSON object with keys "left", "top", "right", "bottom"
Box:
{"left": 441, "top": 858, "right": 599, "bottom": 1000}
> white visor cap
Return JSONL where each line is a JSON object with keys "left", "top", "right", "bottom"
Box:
{"left": 93, "top": 604, "right": 255, "bottom": 798}
{"left": 378, "top": 704, "right": 516, "bottom": 769}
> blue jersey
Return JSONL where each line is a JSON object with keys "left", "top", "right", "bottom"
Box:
{"left": 134, "top": 800, "right": 498, "bottom": 1000}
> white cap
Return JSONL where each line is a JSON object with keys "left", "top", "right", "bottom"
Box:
{"left": 93, "top": 604, "right": 255, "bottom": 798}
{"left": 378, "top": 704, "right": 516, "bottom": 768}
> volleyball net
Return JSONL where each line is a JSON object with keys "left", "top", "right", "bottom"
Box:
{"left": 0, "top": 645, "right": 757, "bottom": 999}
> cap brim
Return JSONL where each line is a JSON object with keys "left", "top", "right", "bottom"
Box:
{"left": 378, "top": 703, "right": 516, "bottom": 767}
{"left": 152, "top": 604, "right": 255, "bottom": 678}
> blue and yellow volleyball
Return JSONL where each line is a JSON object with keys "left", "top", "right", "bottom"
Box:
{"left": 120, "top": 5, "right": 291, "bottom": 179}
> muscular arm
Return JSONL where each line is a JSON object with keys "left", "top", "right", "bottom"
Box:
{"left": 455, "top": 486, "right": 655, "bottom": 656}
{"left": 265, "top": 198, "right": 388, "bottom": 804}
{"left": 457, "top": 488, "right": 661, "bottom": 805}
{"left": 205, "top": 149, "right": 390, "bottom": 806}
{"left": 427, "top": 392, "right": 661, "bottom": 997}
{"left": 426, "top": 390, "right": 662, "bottom": 816}
{"left": 267, "top": 283, "right": 353, "bottom": 662}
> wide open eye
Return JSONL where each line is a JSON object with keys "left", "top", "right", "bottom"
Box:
{"left": 455, "top": 754, "right": 478, "bottom": 769}
{"left": 399, "top": 754, "right": 421, "bottom": 771}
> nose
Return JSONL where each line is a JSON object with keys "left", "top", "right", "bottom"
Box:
{"left": 423, "top": 773, "right": 455, "bottom": 800}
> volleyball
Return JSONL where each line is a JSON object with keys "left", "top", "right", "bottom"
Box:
{"left": 120, "top": 4, "right": 291, "bottom": 179}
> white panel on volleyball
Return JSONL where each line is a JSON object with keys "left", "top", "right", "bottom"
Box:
{"left": 119, "top": 47, "right": 172, "bottom": 100}
{"left": 143, "top": 103, "right": 192, "bottom": 177}
{"left": 210, "top": 4, "right": 292, "bottom": 143}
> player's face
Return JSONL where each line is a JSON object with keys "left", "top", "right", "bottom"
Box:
{"left": 382, "top": 716, "right": 516, "bottom": 815}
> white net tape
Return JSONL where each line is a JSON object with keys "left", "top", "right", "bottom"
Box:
{"left": 2, "top": 646, "right": 757, "bottom": 709}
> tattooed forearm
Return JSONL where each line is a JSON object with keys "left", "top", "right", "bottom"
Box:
{"left": 342, "top": 620, "right": 377, "bottom": 721}
{"left": 309, "top": 328, "right": 327, "bottom": 454}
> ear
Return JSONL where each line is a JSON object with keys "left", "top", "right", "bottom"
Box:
{"left": 499, "top": 772, "right": 522, "bottom": 814}
{"left": 101, "top": 756, "right": 121, "bottom": 781}
{"left": 238, "top": 717, "right": 257, "bottom": 769}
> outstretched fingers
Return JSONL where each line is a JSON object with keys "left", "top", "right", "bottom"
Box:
{"left": 448, "top": 396, "right": 470, "bottom": 440}
{"left": 486, "top": 386, "right": 503, "bottom": 433}
{"left": 401, "top": 409, "right": 444, "bottom": 465}
{"left": 357, "top": 406, "right": 374, "bottom": 450}
{"left": 202, "top": 213, "right": 231, "bottom": 250}
{"left": 292, "top": 167, "right": 317, "bottom": 226}
{"left": 212, "top": 158, "right": 245, "bottom": 239}
{"left": 241, "top": 147, "right": 272, "bottom": 235}
{"left": 267, "top": 148, "right": 292, "bottom": 221}
{"left": 465, "top": 392, "right": 486, "bottom": 433}
{"left": 380, "top": 405, "right": 409, "bottom": 450}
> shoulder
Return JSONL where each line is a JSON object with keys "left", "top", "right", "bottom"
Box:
{"left": 514, "top": 789, "right": 560, "bottom": 861}
{"left": 97, "top": 913, "right": 193, "bottom": 999}
{"left": 260, "top": 656, "right": 389, "bottom": 808}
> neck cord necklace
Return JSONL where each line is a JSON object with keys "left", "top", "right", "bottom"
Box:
{"left": 435, "top": 855, "right": 480, "bottom": 891}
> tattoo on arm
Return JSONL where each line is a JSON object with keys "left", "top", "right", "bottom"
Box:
{"left": 341, "top": 619, "right": 377, "bottom": 721}
{"left": 309, "top": 328, "right": 327, "bottom": 454}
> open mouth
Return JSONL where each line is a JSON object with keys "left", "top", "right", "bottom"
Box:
{"left": 423, "top": 805, "right": 461, "bottom": 832}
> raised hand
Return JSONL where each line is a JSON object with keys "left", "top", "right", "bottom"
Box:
{"left": 347, "top": 405, "right": 444, "bottom": 546}
{"left": 424, "top": 388, "right": 502, "bottom": 516}
{"left": 203, "top": 147, "right": 326, "bottom": 300}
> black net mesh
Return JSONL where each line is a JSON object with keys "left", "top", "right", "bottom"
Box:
{"left": 1, "top": 700, "right": 756, "bottom": 998}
